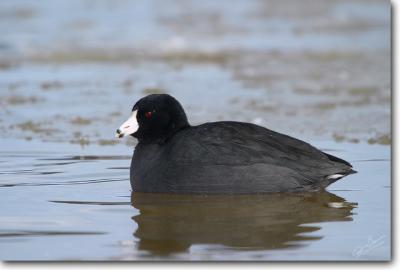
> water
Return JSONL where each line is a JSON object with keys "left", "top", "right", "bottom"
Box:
{"left": 0, "top": 139, "right": 390, "bottom": 261}
{"left": 0, "top": 0, "right": 391, "bottom": 261}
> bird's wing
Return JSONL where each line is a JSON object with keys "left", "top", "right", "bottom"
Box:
{"left": 167, "top": 122, "right": 351, "bottom": 180}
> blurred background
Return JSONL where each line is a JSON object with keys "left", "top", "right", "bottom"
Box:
{"left": 0, "top": 0, "right": 391, "bottom": 146}
{"left": 0, "top": 0, "right": 391, "bottom": 261}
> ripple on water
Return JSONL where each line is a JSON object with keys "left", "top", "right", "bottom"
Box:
{"left": 0, "top": 140, "right": 391, "bottom": 260}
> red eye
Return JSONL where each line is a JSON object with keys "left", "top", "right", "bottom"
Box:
{"left": 144, "top": 111, "right": 152, "bottom": 118}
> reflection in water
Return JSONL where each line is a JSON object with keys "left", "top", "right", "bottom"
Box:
{"left": 131, "top": 192, "right": 356, "bottom": 256}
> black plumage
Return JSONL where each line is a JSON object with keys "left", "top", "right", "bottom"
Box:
{"left": 122, "top": 94, "right": 355, "bottom": 194}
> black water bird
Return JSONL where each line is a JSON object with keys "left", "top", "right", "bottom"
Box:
{"left": 116, "top": 94, "right": 355, "bottom": 194}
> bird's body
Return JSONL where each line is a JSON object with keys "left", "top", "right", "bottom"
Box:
{"left": 131, "top": 121, "right": 354, "bottom": 194}
{"left": 117, "top": 94, "right": 355, "bottom": 194}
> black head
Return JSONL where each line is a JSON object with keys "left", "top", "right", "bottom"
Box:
{"left": 116, "top": 94, "right": 190, "bottom": 144}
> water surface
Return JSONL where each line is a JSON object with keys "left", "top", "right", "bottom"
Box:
{"left": 0, "top": 139, "right": 390, "bottom": 260}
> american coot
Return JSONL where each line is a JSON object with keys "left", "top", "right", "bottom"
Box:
{"left": 116, "top": 94, "right": 355, "bottom": 194}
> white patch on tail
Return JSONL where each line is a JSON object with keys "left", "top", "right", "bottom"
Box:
{"left": 327, "top": 174, "right": 344, "bottom": 180}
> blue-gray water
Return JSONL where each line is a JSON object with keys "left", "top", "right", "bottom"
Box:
{"left": 0, "top": 139, "right": 390, "bottom": 260}
{"left": 0, "top": 0, "right": 391, "bottom": 261}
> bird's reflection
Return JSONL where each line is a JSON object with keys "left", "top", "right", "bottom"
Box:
{"left": 130, "top": 191, "right": 356, "bottom": 256}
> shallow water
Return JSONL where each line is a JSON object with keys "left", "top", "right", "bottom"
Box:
{"left": 0, "top": 138, "right": 390, "bottom": 261}
{"left": 0, "top": 0, "right": 391, "bottom": 261}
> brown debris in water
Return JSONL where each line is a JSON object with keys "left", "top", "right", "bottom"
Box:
{"left": 70, "top": 117, "right": 92, "bottom": 126}
{"left": 40, "top": 81, "right": 63, "bottom": 91}
{"left": 70, "top": 138, "right": 91, "bottom": 146}
{"left": 98, "top": 139, "right": 119, "bottom": 146}
{"left": 16, "top": 121, "right": 58, "bottom": 135}
{"left": 4, "top": 95, "right": 44, "bottom": 105}
{"left": 368, "top": 134, "right": 391, "bottom": 145}
{"left": 142, "top": 88, "right": 167, "bottom": 95}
